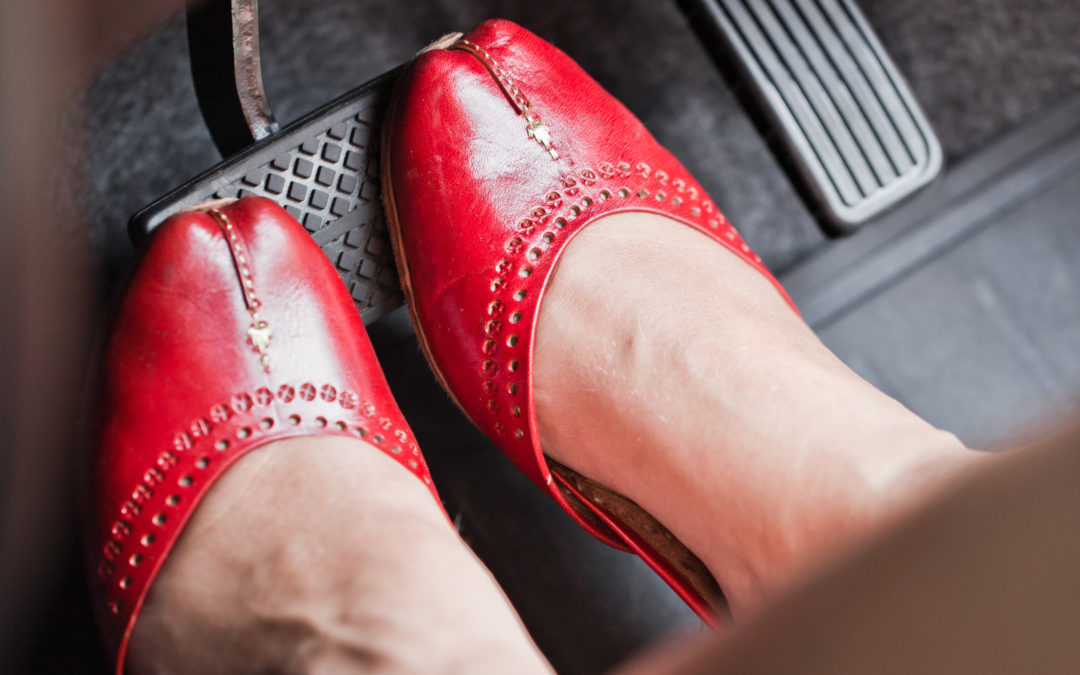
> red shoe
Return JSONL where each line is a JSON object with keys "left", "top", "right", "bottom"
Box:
{"left": 382, "top": 19, "right": 797, "bottom": 625}
{"left": 87, "top": 196, "right": 441, "bottom": 673}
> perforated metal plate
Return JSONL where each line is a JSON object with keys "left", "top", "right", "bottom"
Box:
{"left": 130, "top": 69, "right": 403, "bottom": 323}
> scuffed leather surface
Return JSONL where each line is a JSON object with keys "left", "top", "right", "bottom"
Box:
{"left": 88, "top": 196, "right": 440, "bottom": 673}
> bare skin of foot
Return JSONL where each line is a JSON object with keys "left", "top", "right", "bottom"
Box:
{"left": 130, "top": 212, "right": 984, "bottom": 672}
{"left": 534, "top": 212, "right": 980, "bottom": 614}
{"left": 616, "top": 419, "right": 1080, "bottom": 675}
{"left": 128, "top": 436, "right": 553, "bottom": 675}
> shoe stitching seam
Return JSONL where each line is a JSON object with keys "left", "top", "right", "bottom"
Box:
{"left": 96, "top": 381, "right": 429, "bottom": 620}
{"left": 207, "top": 208, "right": 273, "bottom": 372}
{"left": 452, "top": 39, "right": 559, "bottom": 160}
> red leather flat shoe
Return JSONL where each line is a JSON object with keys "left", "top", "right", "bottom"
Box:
{"left": 87, "top": 196, "right": 441, "bottom": 673}
{"left": 382, "top": 19, "right": 797, "bottom": 625}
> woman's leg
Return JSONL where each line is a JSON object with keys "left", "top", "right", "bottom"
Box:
{"left": 128, "top": 436, "right": 553, "bottom": 674}
{"left": 535, "top": 213, "right": 982, "bottom": 614}
{"left": 616, "top": 418, "right": 1080, "bottom": 674}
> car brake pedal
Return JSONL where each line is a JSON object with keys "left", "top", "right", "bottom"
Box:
{"left": 130, "top": 0, "right": 404, "bottom": 323}
{"left": 678, "top": 0, "right": 943, "bottom": 235}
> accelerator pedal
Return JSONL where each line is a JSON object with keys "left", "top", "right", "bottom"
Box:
{"left": 679, "top": 0, "right": 943, "bottom": 235}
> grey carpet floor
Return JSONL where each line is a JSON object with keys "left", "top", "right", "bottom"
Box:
{"left": 864, "top": 0, "right": 1080, "bottom": 158}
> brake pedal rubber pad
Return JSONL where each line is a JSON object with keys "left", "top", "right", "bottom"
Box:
{"left": 130, "top": 70, "right": 403, "bottom": 323}
{"left": 680, "top": 0, "right": 943, "bottom": 234}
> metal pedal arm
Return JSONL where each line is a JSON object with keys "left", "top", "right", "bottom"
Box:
{"left": 186, "top": 0, "right": 278, "bottom": 158}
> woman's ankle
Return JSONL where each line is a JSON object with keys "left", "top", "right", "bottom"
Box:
{"left": 533, "top": 212, "right": 979, "bottom": 613}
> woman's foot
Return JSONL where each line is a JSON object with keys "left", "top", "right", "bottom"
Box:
{"left": 534, "top": 213, "right": 979, "bottom": 614}
{"left": 383, "top": 18, "right": 981, "bottom": 619}
{"left": 88, "top": 197, "right": 549, "bottom": 673}
{"left": 129, "top": 436, "right": 551, "bottom": 674}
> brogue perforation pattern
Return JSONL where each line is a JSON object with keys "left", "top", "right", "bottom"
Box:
{"left": 96, "top": 380, "right": 431, "bottom": 626}
{"left": 481, "top": 159, "right": 765, "bottom": 446}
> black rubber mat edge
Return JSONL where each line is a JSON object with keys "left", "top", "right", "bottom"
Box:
{"left": 781, "top": 91, "right": 1080, "bottom": 328}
